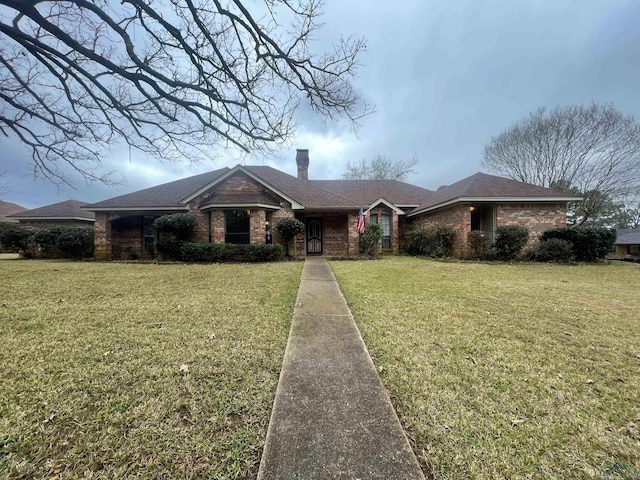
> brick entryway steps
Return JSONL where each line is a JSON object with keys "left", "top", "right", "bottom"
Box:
{"left": 257, "top": 258, "right": 425, "bottom": 480}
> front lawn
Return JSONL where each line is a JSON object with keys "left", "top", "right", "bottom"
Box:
{"left": 0, "top": 260, "right": 302, "bottom": 479}
{"left": 331, "top": 257, "right": 640, "bottom": 480}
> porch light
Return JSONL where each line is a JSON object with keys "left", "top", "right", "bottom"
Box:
{"left": 469, "top": 206, "right": 476, "bottom": 212}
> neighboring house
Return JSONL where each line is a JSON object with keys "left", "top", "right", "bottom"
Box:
{"left": 7, "top": 199, "right": 95, "bottom": 230}
{"left": 610, "top": 228, "right": 640, "bottom": 260}
{"left": 84, "top": 150, "right": 581, "bottom": 260}
{"left": 0, "top": 200, "right": 27, "bottom": 223}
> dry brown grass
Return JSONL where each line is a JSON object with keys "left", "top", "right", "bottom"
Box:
{"left": 331, "top": 257, "right": 640, "bottom": 480}
{"left": 0, "top": 260, "right": 302, "bottom": 479}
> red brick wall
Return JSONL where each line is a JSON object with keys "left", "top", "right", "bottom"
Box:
{"left": 410, "top": 204, "right": 470, "bottom": 257}
{"left": 495, "top": 203, "right": 566, "bottom": 247}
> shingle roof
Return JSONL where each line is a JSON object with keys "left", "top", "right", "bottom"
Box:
{"left": 243, "top": 166, "right": 358, "bottom": 208}
{"left": 83, "top": 166, "right": 581, "bottom": 214}
{"left": 8, "top": 199, "right": 95, "bottom": 220}
{"left": 85, "top": 168, "right": 230, "bottom": 209}
{"left": 311, "top": 179, "right": 433, "bottom": 206}
{"left": 408, "top": 172, "right": 583, "bottom": 216}
{"left": 0, "top": 200, "right": 26, "bottom": 223}
{"left": 615, "top": 228, "right": 640, "bottom": 245}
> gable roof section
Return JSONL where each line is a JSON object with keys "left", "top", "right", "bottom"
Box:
{"left": 9, "top": 199, "right": 95, "bottom": 221}
{"left": 312, "top": 179, "right": 432, "bottom": 207}
{"left": 615, "top": 228, "right": 640, "bottom": 245}
{"left": 0, "top": 200, "right": 27, "bottom": 223}
{"left": 84, "top": 168, "right": 230, "bottom": 210}
{"left": 243, "top": 166, "right": 358, "bottom": 208}
{"left": 364, "top": 198, "right": 406, "bottom": 214}
{"left": 408, "top": 172, "right": 583, "bottom": 217}
{"left": 199, "top": 192, "right": 282, "bottom": 210}
{"left": 182, "top": 165, "right": 305, "bottom": 209}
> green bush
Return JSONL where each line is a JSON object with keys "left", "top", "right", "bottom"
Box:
{"left": 361, "top": 223, "right": 383, "bottom": 258}
{"left": 541, "top": 226, "right": 616, "bottom": 262}
{"left": 31, "top": 226, "right": 94, "bottom": 259}
{"left": 153, "top": 213, "right": 196, "bottom": 240}
{"left": 180, "top": 242, "right": 283, "bottom": 262}
{"left": 155, "top": 238, "right": 184, "bottom": 260}
{"left": 493, "top": 225, "right": 529, "bottom": 260}
{"left": 275, "top": 218, "right": 305, "bottom": 257}
{"left": 406, "top": 225, "right": 456, "bottom": 258}
{"left": 524, "top": 238, "right": 575, "bottom": 263}
{"left": 0, "top": 223, "right": 31, "bottom": 253}
{"left": 467, "top": 230, "right": 487, "bottom": 259}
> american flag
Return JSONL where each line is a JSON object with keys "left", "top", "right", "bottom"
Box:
{"left": 357, "top": 208, "right": 365, "bottom": 234}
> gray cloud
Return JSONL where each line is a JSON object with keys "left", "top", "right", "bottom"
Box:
{"left": 2, "top": 0, "right": 639, "bottom": 207}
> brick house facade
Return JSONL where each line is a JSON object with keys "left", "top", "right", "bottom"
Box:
{"left": 84, "top": 150, "right": 581, "bottom": 260}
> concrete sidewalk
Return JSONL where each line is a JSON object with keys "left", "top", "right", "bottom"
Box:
{"left": 257, "top": 258, "right": 425, "bottom": 480}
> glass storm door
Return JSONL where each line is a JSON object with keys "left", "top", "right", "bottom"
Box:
{"left": 306, "top": 218, "right": 323, "bottom": 255}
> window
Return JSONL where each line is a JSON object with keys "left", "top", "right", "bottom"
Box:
{"left": 143, "top": 217, "right": 155, "bottom": 254}
{"left": 225, "top": 210, "right": 250, "bottom": 244}
{"left": 369, "top": 213, "right": 392, "bottom": 249}
{"left": 629, "top": 245, "right": 640, "bottom": 255}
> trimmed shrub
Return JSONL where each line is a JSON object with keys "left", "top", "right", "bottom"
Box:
{"left": 406, "top": 225, "right": 456, "bottom": 258}
{"left": 153, "top": 213, "right": 196, "bottom": 240}
{"left": 525, "top": 238, "right": 575, "bottom": 263}
{"left": 180, "top": 242, "right": 283, "bottom": 262}
{"left": 155, "top": 238, "right": 184, "bottom": 260}
{"left": 467, "top": 230, "right": 487, "bottom": 259}
{"left": 31, "top": 226, "right": 94, "bottom": 259}
{"left": 361, "top": 223, "right": 383, "bottom": 258}
{"left": 493, "top": 225, "right": 529, "bottom": 260}
{"left": 275, "top": 218, "right": 305, "bottom": 257}
{"left": 0, "top": 223, "right": 31, "bottom": 253}
{"left": 541, "top": 226, "right": 616, "bottom": 262}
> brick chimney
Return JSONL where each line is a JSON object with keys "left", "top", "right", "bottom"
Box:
{"left": 296, "top": 149, "right": 309, "bottom": 180}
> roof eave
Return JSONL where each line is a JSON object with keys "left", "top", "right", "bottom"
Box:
{"left": 407, "top": 196, "right": 583, "bottom": 217}
{"left": 12, "top": 216, "right": 95, "bottom": 222}
{"left": 84, "top": 206, "right": 188, "bottom": 212}
{"left": 200, "top": 203, "right": 281, "bottom": 211}
{"left": 364, "top": 198, "right": 405, "bottom": 215}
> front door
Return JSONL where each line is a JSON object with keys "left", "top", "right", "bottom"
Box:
{"left": 306, "top": 218, "right": 323, "bottom": 255}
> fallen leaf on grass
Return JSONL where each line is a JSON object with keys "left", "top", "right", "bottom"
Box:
{"left": 43, "top": 412, "right": 56, "bottom": 424}
{"left": 511, "top": 418, "right": 526, "bottom": 426}
{"left": 179, "top": 364, "right": 189, "bottom": 374}
{"left": 628, "top": 422, "right": 640, "bottom": 441}
{"left": 586, "top": 379, "right": 596, "bottom": 384}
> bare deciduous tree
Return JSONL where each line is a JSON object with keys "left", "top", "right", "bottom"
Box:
{"left": 483, "top": 103, "right": 640, "bottom": 225}
{"left": 0, "top": 0, "right": 370, "bottom": 185}
{"left": 342, "top": 154, "right": 418, "bottom": 181}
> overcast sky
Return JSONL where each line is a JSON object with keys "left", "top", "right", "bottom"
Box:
{"left": 3, "top": 0, "right": 640, "bottom": 209}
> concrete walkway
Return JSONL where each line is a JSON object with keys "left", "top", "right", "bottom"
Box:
{"left": 257, "top": 258, "right": 425, "bottom": 480}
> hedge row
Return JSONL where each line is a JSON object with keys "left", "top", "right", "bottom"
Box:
{"left": 157, "top": 241, "right": 283, "bottom": 263}
{"left": 0, "top": 224, "right": 94, "bottom": 259}
{"left": 541, "top": 226, "right": 616, "bottom": 262}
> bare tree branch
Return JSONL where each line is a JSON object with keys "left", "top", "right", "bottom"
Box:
{"left": 342, "top": 154, "right": 419, "bottom": 181}
{"left": 483, "top": 103, "right": 640, "bottom": 225}
{"left": 0, "top": 0, "right": 371, "bottom": 185}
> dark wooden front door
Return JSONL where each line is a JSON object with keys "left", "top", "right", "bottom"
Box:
{"left": 306, "top": 218, "right": 323, "bottom": 255}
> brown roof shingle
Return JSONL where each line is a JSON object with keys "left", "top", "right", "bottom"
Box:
{"left": 409, "top": 172, "right": 582, "bottom": 215}
{"left": 0, "top": 200, "right": 27, "bottom": 223}
{"left": 8, "top": 199, "right": 95, "bottom": 220}
{"left": 85, "top": 168, "right": 230, "bottom": 209}
{"left": 311, "top": 179, "right": 433, "bottom": 206}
